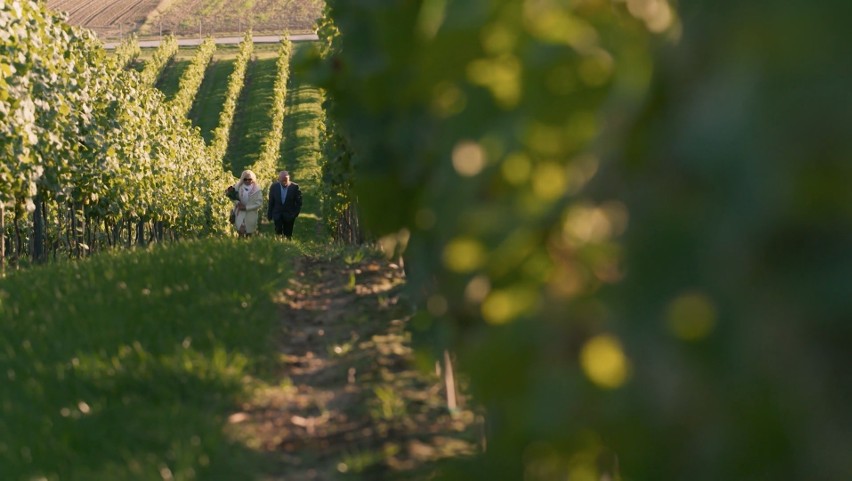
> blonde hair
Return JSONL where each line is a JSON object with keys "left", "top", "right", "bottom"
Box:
{"left": 239, "top": 170, "right": 257, "bottom": 183}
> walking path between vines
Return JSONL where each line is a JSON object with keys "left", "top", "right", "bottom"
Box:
{"left": 164, "top": 34, "right": 422, "bottom": 477}
{"left": 233, "top": 253, "right": 479, "bottom": 480}
{"left": 0, "top": 33, "right": 478, "bottom": 480}
{"left": 217, "top": 43, "right": 479, "bottom": 479}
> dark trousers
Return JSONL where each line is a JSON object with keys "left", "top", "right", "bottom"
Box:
{"left": 273, "top": 215, "right": 295, "bottom": 238}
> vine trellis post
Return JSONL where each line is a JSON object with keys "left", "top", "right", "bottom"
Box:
{"left": 0, "top": 203, "right": 5, "bottom": 276}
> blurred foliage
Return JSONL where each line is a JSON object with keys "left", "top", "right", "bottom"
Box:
{"left": 305, "top": 0, "right": 852, "bottom": 479}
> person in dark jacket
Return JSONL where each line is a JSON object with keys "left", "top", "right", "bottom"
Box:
{"left": 267, "top": 170, "right": 302, "bottom": 238}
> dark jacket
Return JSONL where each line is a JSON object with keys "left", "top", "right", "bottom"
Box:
{"left": 267, "top": 181, "right": 302, "bottom": 220}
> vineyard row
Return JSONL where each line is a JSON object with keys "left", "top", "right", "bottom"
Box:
{"left": 206, "top": 32, "right": 254, "bottom": 169}
{"left": 1, "top": 3, "right": 234, "bottom": 268}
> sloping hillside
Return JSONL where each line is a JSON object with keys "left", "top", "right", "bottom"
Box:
{"left": 1, "top": 36, "right": 478, "bottom": 478}
{"left": 46, "top": 0, "right": 324, "bottom": 38}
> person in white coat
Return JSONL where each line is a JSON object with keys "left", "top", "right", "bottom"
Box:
{"left": 233, "top": 170, "right": 263, "bottom": 237}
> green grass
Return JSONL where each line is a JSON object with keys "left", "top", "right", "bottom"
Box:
{"left": 214, "top": 42, "right": 329, "bottom": 243}
{"left": 0, "top": 238, "right": 300, "bottom": 480}
{"left": 127, "top": 58, "right": 146, "bottom": 73}
{"left": 0, "top": 41, "right": 424, "bottom": 480}
{"left": 127, "top": 47, "right": 152, "bottom": 72}
{"left": 189, "top": 57, "right": 236, "bottom": 144}
{"left": 156, "top": 59, "right": 191, "bottom": 100}
{"left": 225, "top": 51, "right": 280, "bottom": 178}
{"left": 278, "top": 42, "right": 324, "bottom": 241}
{"left": 154, "top": 47, "right": 201, "bottom": 101}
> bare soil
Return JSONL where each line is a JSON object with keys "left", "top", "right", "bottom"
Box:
{"left": 228, "top": 254, "right": 480, "bottom": 480}
{"left": 45, "top": 0, "right": 323, "bottom": 40}
{"left": 141, "top": 0, "right": 323, "bottom": 37}
{"left": 46, "top": 0, "right": 164, "bottom": 37}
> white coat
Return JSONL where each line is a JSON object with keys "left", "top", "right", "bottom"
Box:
{"left": 234, "top": 182, "right": 263, "bottom": 234}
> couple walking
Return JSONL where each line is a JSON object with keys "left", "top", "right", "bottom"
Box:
{"left": 231, "top": 170, "right": 302, "bottom": 238}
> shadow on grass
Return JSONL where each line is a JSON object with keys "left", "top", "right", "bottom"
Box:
{"left": 156, "top": 58, "right": 192, "bottom": 101}
{"left": 127, "top": 58, "right": 145, "bottom": 73}
{"left": 190, "top": 58, "right": 237, "bottom": 145}
{"left": 229, "top": 253, "right": 481, "bottom": 480}
{"left": 227, "top": 56, "right": 279, "bottom": 177}
{"left": 2, "top": 356, "right": 270, "bottom": 480}
{"left": 0, "top": 238, "right": 300, "bottom": 480}
{"left": 250, "top": 215, "right": 320, "bottom": 244}
{"left": 277, "top": 46, "right": 325, "bottom": 245}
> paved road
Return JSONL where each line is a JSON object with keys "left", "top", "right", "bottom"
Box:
{"left": 103, "top": 33, "right": 318, "bottom": 49}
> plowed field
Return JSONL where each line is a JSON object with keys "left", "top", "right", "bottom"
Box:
{"left": 149, "top": 0, "right": 323, "bottom": 37}
{"left": 46, "top": 0, "right": 163, "bottom": 37}
{"left": 46, "top": 0, "right": 323, "bottom": 39}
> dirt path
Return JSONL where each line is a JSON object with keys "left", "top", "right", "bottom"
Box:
{"left": 226, "top": 254, "right": 480, "bottom": 480}
{"left": 102, "top": 34, "right": 319, "bottom": 49}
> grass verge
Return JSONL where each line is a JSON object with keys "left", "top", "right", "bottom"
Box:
{"left": 0, "top": 237, "right": 299, "bottom": 480}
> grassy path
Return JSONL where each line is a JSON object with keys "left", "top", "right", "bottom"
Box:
{"left": 230, "top": 254, "right": 479, "bottom": 480}
{"left": 154, "top": 47, "right": 197, "bottom": 101}
{"left": 225, "top": 48, "right": 280, "bottom": 178}
{"left": 246, "top": 42, "right": 324, "bottom": 241}
{"left": 277, "top": 42, "right": 324, "bottom": 241}
{"left": 189, "top": 55, "right": 237, "bottom": 145}
{"left": 281, "top": 44, "right": 323, "bottom": 179}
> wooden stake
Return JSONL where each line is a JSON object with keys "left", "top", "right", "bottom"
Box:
{"left": 443, "top": 349, "right": 457, "bottom": 413}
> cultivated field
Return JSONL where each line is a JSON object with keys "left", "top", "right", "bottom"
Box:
{"left": 46, "top": 0, "right": 163, "bottom": 37}
{"left": 146, "top": 0, "right": 324, "bottom": 37}
{"left": 46, "top": 0, "right": 323, "bottom": 40}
